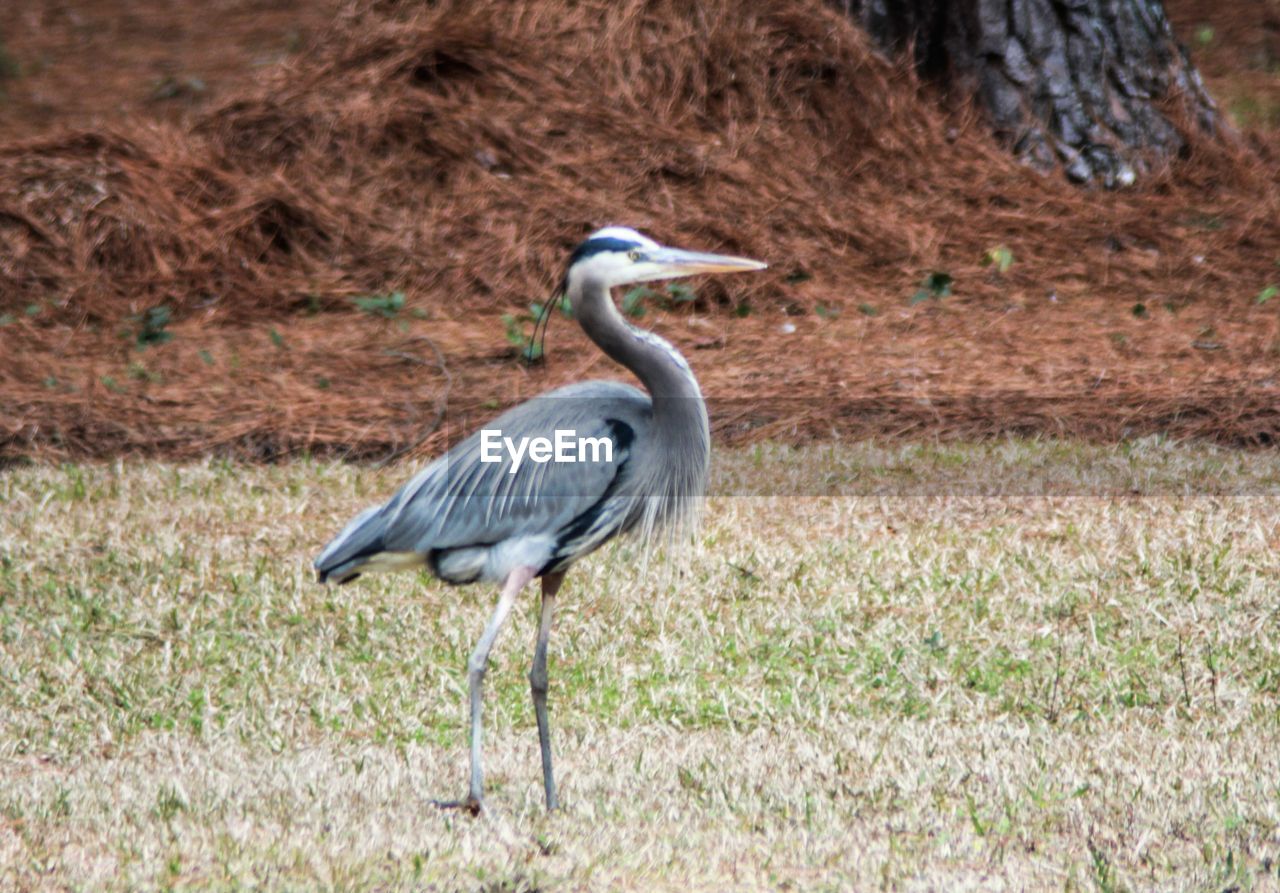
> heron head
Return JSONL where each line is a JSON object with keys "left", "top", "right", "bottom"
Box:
{"left": 562, "top": 226, "right": 767, "bottom": 293}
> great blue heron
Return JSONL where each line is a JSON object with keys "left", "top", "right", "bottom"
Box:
{"left": 314, "top": 226, "right": 766, "bottom": 812}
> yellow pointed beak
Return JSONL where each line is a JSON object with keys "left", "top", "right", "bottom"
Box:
{"left": 647, "top": 247, "right": 769, "bottom": 277}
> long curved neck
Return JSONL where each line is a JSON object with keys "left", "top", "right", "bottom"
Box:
{"left": 573, "top": 277, "right": 703, "bottom": 403}
{"left": 573, "top": 274, "right": 711, "bottom": 541}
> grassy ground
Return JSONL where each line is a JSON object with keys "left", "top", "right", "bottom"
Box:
{"left": 2, "top": 442, "right": 1279, "bottom": 891}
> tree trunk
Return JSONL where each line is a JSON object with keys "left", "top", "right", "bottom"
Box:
{"left": 832, "top": 0, "right": 1221, "bottom": 186}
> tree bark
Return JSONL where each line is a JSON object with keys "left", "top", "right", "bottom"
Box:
{"left": 833, "top": 0, "right": 1221, "bottom": 186}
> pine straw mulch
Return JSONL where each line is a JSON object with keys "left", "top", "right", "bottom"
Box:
{"left": 1, "top": 0, "right": 1279, "bottom": 462}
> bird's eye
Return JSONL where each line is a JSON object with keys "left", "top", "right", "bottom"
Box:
{"left": 627, "top": 250, "right": 642, "bottom": 262}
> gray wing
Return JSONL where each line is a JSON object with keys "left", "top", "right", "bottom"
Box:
{"left": 315, "top": 381, "right": 651, "bottom": 582}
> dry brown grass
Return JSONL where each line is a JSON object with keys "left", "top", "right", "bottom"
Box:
{"left": 3, "top": 442, "right": 1280, "bottom": 890}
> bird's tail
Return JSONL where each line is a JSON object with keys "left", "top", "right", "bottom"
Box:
{"left": 314, "top": 505, "right": 387, "bottom": 584}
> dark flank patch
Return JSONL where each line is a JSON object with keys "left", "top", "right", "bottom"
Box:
{"left": 544, "top": 417, "right": 635, "bottom": 573}
{"left": 605, "top": 416, "right": 635, "bottom": 452}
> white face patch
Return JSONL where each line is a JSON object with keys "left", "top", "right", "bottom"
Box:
{"left": 569, "top": 250, "right": 644, "bottom": 290}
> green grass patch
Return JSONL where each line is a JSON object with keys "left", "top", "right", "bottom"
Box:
{"left": 1, "top": 443, "right": 1278, "bottom": 889}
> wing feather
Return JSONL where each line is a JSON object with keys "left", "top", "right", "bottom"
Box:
{"left": 314, "top": 382, "right": 651, "bottom": 581}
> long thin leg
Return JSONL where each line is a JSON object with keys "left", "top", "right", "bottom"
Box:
{"left": 438, "top": 564, "right": 537, "bottom": 814}
{"left": 530, "top": 571, "right": 564, "bottom": 810}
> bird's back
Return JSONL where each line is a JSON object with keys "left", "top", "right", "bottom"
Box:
{"left": 314, "top": 381, "right": 657, "bottom": 585}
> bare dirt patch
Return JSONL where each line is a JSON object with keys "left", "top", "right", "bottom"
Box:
{"left": 1, "top": 0, "right": 1278, "bottom": 460}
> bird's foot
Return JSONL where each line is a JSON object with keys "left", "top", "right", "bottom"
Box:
{"left": 431, "top": 795, "right": 483, "bottom": 817}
